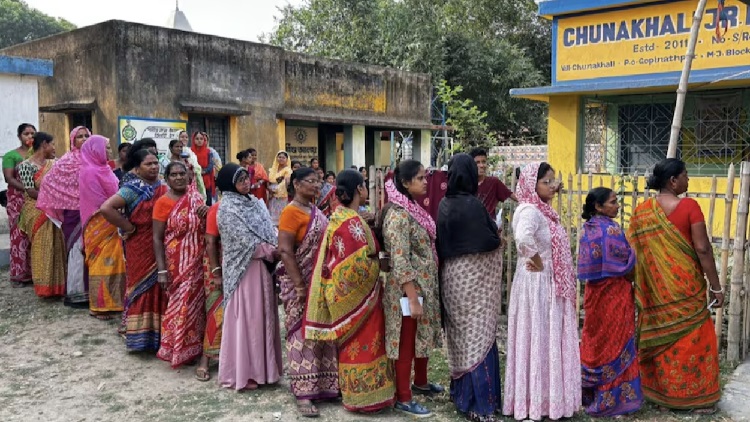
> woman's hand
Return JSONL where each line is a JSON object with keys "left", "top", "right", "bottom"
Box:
{"left": 711, "top": 291, "right": 725, "bottom": 308}
{"left": 295, "top": 285, "right": 307, "bottom": 300}
{"left": 272, "top": 249, "right": 281, "bottom": 262}
{"left": 196, "top": 205, "right": 210, "bottom": 219}
{"left": 210, "top": 275, "right": 222, "bottom": 289}
{"left": 120, "top": 225, "right": 136, "bottom": 241}
{"left": 157, "top": 272, "right": 170, "bottom": 290}
{"left": 409, "top": 297, "right": 424, "bottom": 319}
{"left": 526, "top": 254, "right": 544, "bottom": 272}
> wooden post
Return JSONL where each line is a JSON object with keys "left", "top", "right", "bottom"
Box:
{"left": 728, "top": 162, "right": 750, "bottom": 362}
{"left": 369, "top": 165, "right": 377, "bottom": 212}
{"left": 715, "top": 164, "right": 735, "bottom": 348}
{"left": 667, "top": 0, "right": 709, "bottom": 158}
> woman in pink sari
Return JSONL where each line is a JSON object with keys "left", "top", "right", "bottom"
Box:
{"left": 37, "top": 126, "right": 91, "bottom": 307}
{"left": 153, "top": 161, "right": 209, "bottom": 368}
{"left": 79, "top": 135, "right": 126, "bottom": 319}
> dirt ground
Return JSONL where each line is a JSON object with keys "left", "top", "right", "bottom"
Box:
{"left": 0, "top": 270, "right": 737, "bottom": 422}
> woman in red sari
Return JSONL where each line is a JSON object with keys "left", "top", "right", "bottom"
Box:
{"left": 628, "top": 159, "right": 723, "bottom": 414}
{"left": 191, "top": 131, "right": 216, "bottom": 205}
{"left": 100, "top": 149, "right": 168, "bottom": 352}
{"left": 578, "top": 187, "right": 642, "bottom": 417}
{"left": 237, "top": 148, "right": 269, "bottom": 204}
{"left": 305, "top": 169, "right": 395, "bottom": 413}
{"left": 153, "top": 161, "right": 209, "bottom": 368}
{"left": 3, "top": 123, "right": 34, "bottom": 286}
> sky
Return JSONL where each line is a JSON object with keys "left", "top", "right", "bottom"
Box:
{"left": 23, "top": 0, "right": 304, "bottom": 42}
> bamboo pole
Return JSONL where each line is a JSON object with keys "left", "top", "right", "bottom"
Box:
{"left": 728, "top": 162, "right": 750, "bottom": 362}
{"left": 557, "top": 171, "right": 564, "bottom": 217}
{"left": 708, "top": 175, "right": 718, "bottom": 241}
{"left": 715, "top": 164, "right": 735, "bottom": 348}
{"left": 567, "top": 173, "right": 574, "bottom": 245}
{"left": 575, "top": 170, "right": 583, "bottom": 321}
{"left": 667, "top": 0, "right": 709, "bottom": 158}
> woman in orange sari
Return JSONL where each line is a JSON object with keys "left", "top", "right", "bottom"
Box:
{"left": 627, "top": 158, "right": 724, "bottom": 414}
{"left": 153, "top": 161, "right": 209, "bottom": 368}
{"left": 237, "top": 148, "right": 269, "bottom": 204}
{"left": 18, "top": 132, "right": 67, "bottom": 297}
{"left": 305, "top": 169, "right": 395, "bottom": 413}
{"left": 100, "top": 150, "right": 168, "bottom": 352}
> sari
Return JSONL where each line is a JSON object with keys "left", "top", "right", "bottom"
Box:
{"left": 627, "top": 198, "right": 720, "bottom": 409}
{"left": 84, "top": 213, "right": 126, "bottom": 312}
{"left": 62, "top": 210, "right": 88, "bottom": 306}
{"left": 317, "top": 185, "right": 340, "bottom": 218}
{"left": 156, "top": 188, "right": 207, "bottom": 368}
{"left": 18, "top": 160, "right": 67, "bottom": 297}
{"left": 120, "top": 178, "right": 168, "bottom": 352}
{"left": 3, "top": 149, "right": 32, "bottom": 284}
{"left": 268, "top": 152, "right": 292, "bottom": 225}
{"left": 578, "top": 215, "right": 642, "bottom": 416}
{"left": 203, "top": 203, "right": 222, "bottom": 359}
{"left": 276, "top": 206, "right": 339, "bottom": 400}
{"left": 305, "top": 207, "right": 395, "bottom": 412}
{"left": 249, "top": 163, "right": 269, "bottom": 204}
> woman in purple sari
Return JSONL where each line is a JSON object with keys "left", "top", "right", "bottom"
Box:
{"left": 36, "top": 126, "right": 91, "bottom": 307}
{"left": 277, "top": 167, "right": 339, "bottom": 417}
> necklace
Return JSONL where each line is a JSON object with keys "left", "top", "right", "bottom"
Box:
{"left": 293, "top": 199, "right": 311, "bottom": 208}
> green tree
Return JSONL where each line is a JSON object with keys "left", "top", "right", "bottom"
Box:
{"left": 0, "top": 0, "right": 76, "bottom": 50}
{"left": 263, "top": 0, "right": 550, "bottom": 144}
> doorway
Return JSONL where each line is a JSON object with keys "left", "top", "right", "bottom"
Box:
{"left": 187, "top": 115, "right": 229, "bottom": 163}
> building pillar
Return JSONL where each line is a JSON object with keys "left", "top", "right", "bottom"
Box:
{"left": 276, "top": 118, "right": 286, "bottom": 153}
{"left": 344, "top": 125, "right": 366, "bottom": 169}
{"left": 412, "top": 129, "right": 432, "bottom": 166}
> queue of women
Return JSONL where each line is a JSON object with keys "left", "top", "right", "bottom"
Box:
{"left": 3, "top": 121, "right": 725, "bottom": 421}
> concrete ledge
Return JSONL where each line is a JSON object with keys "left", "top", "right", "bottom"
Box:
{"left": 719, "top": 358, "right": 750, "bottom": 421}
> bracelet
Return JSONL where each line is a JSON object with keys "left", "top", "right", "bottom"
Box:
{"left": 211, "top": 267, "right": 222, "bottom": 275}
{"left": 157, "top": 270, "right": 168, "bottom": 275}
{"left": 709, "top": 286, "right": 724, "bottom": 294}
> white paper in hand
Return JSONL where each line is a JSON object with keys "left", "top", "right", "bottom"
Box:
{"left": 400, "top": 297, "right": 424, "bottom": 316}
{"left": 495, "top": 208, "right": 504, "bottom": 228}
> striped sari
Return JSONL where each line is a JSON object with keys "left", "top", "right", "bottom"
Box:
{"left": 156, "top": 188, "right": 207, "bottom": 368}
{"left": 83, "top": 212, "right": 126, "bottom": 312}
{"left": 120, "top": 179, "right": 168, "bottom": 352}
{"left": 306, "top": 207, "right": 395, "bottom": 412}
{"left": 627, "top": 198, "right": 720, "bottom": 409}
{"left": 18, "top": 160, "right": 67, "bottom": 297}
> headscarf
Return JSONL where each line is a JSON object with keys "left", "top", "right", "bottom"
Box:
{"left": 516, "top": 162, "right": 576, "bottom": 300}
{"left": 577, "top": 215, "right": 635, "bottom": 282}
{"left": 437, "top": 154, "right": 500, "bottom": 260}
{"left": 190, "top": 131, "right": 210, "bottom": 168}
{"left": 216, "top": 163, "right": 278, "bottom": 305}
{"left": 385, "top": 178, "right": 437, "bottom": 262}
{"left": 79, "top": 135, "right": 120, "bottom": 226}
{"left": 37, "top": 126, "right": 91, "bottom": 220}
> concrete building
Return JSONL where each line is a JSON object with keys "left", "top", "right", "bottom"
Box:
{"left": 0, "top": 20, "right": 434, "bottom": 170}
{"left": 0, "top": 55, "right": 53, "bottom": 191}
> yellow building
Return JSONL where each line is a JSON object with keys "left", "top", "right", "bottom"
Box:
{"left": 512, "top": 0, "right": 750, "bottom": 236}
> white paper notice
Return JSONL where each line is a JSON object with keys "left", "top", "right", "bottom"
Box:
{"left": 400, "top": 297, "right": 424, "bottom": 316}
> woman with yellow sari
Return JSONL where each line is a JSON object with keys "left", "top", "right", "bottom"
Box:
{"left": 305, "top": 169, "right": 395, "bottom": 413}
{"left": 18, "top": 132, "right": 67, "bottom": 297}
{"left": 80, "top": 135, "right": 126, "bottom": 318}
{"left": 627, "top": 158, "right": 723, "bottom": 414}
{"left": 268, "top": 151, "right": 292, "bottom": 225}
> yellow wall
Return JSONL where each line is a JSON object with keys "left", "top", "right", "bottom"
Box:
{"left": 547, "top": 96, "right": 580, "bottom": 176}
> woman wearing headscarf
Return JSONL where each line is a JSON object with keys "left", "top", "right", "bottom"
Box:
{"left": 18, "top": 132, "right": 67, "bottom": 297}
{"left": 215, "top": 163, "right": 282, "bottom": 391}
{"left": 578, "top": 187, "right": 642, "bottom": 417}
{"left": 191, "top": 131, "right": 216, "bottom": 205}
{"left": 3, "top": 123, "right": 35, "bottom": 286}
{"left": 80, "top": 135, "right": 127, "bottom": 320}
{"left": 437, "top": 153, "right": 503, "bottom": 422}
{"left": 170, "top": 131, "right": 206, "bottom": 198}
{"left": 305, "top": 169, "right": 396, "bottom": 413}
{"left": 36, "top": 126, "right": 91, "bottom": 307}
{"left": 503, "top": 162, "right": 581, "bottom": 421}
{"left": 381, "top": 159, "right": 443, "bottom": 418}
{"left": 268, "top": 151, "right": 292, "bottom": 225}
{"left": 100, "top": 149, "right": 168, "bottom": 352}
{"left": 277, "top": 167, "right": 339, "bottom": 417}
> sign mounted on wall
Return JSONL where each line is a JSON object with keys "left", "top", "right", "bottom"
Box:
{"left": 554, "top": 0, "right": 750, "bottom": 82}
{"left": 118, "top": 116, "right": 188, "bottom": 157}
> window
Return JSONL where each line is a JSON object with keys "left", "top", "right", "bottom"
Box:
{"left": 187, "top": 115, "right": 229, "bottom": 163}
{"left": 68, "top": 112, "right": 92, "bottom": 132}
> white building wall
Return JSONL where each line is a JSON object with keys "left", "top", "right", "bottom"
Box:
{"left": 0, "top": 74, "right": 40, "bottom": 191}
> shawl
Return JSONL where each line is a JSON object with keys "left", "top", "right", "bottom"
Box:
{"left": 437, "top": 154, "right": 500, "bottom": 260}
{"left": 191, "top": 132, "right": 210, "bottom": 168}
{"left": 626, "top": 198, "right": 708, "bottom": 356}
{"left": 516, "top": 163, "right": 576, "bottom": 300}
{"left": 268, "top": 151, "right": 292, "bottom": 198}
{"left": 385, "top": 178, "right": 437, "bottom": 262}
{"left": 577, "top": 215, "right": 635, "bottom": 282}
{"left": 305, "top": 207, "right": 381, "bottom": 344}
{"left": 37, "top": 126, "right": 91, "bottom": 220}
{"left": 217, "top": 191, "right": 278, "bottom": 306}
{"left": 79, "top": 135, "right": 120, "bottom": 226}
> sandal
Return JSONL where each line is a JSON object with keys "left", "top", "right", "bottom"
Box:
{"left": 195, "top": 367, "right": 211, "bottom": 382}
{"left": 297, "top": 400, "right": 319, "bottom": 418}
{"left": 89, "top": 312, "right": 114, "bottom": 321}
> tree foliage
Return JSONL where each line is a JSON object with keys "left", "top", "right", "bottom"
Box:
{"left": 0, "top": 0, "right": 76, "bottom": 50}
{"left": 263, "top": 0, "right": 551, "bottom": 146}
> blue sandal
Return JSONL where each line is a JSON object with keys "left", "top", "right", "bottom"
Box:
{"left": 394, "top": 400, "right": 432, "bottom": 418}
{"left": 411, "top": 382, "right": 445, "bottom": 395}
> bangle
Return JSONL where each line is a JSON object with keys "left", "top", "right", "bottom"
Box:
{"left": 709, "top": 286, "right": 724, "bottom": 294}
{"left": 157, "top": 270, "right": 168, "bottom": 275}
{"left": 211, "top": 267, "right": 222, "bottom": 275}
